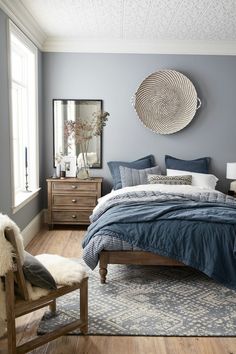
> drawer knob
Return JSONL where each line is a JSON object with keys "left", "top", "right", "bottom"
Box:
{"left": 72, "top": 199, "right": 77, "bottom": 203}
{"left": 71, "top": 185, "right": 77, "bottom": 189}
{"left": 71, "top": 214, "right": 77, "bottom": 219}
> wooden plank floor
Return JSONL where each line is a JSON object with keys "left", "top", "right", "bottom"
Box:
{"left": 1, "top": 227, "right": 236, "bottom": 354}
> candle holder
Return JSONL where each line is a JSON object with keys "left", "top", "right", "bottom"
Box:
{"left": 24, "top": 146, "right": 31, "bottom": 192}
{"left": 25, "top": 166, "right": 31, "bottom": 192}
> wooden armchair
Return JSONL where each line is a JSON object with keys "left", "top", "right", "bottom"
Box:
{"left": 4, "top": 227, "right": 88, "bottom": 354}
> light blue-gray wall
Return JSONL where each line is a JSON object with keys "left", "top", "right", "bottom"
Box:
{"left": 0, "top": 8, "right": 44, "bottom": 230}
{"left": 2, "top": 12, "right": 235, "bottom": 228}
{"left": 43, "top": 52, "right": 236, "bottom": 195}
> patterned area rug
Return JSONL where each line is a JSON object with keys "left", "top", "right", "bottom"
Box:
{"left": 38, "top": 263, "right": 236, "bottom": 336}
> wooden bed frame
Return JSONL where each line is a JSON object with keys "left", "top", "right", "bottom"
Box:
{"left": 99, "top": 250, "right": 185, "bottom": 283}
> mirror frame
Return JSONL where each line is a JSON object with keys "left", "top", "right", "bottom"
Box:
{"left": 53, "top": 99, "right": 103, "bottom": 169}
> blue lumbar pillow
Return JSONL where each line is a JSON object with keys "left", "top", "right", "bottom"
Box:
{"left": 165, "top": 155, "right": 210, "bottom": 174}
{"left": 108, "top": 155, "right": 155, "bottom": 190}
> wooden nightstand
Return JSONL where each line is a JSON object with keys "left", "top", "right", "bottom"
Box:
{"left": 47, "top": 177, "right": 102, "bottom": 229}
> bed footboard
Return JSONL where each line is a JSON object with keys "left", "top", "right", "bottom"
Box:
{"left": 99, "top": 250, "right": 184, "bottom": 284}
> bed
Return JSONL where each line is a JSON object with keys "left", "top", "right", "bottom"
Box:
{"left": 82, "top": 184, "right": 236, "bottom": 289}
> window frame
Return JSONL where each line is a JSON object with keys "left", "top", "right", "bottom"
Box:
{"left": 8, "top": 21, "right": 40, "bottom": 213}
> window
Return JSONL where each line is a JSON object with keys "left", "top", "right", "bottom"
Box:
{"left": 9, "top": 22, "right": 39, "bottom": 211}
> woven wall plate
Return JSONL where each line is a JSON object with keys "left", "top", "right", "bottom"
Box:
{"left": 134, "top": 70, "right": 201, "bottom": 135}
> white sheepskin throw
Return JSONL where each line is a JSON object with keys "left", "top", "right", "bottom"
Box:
{"left": 24, "top": 255, "right": 87, "bottom": 301}
{"left": 0, "top": 213, "right": 25, "bottom": 337}
{"left": 0, "top": 213, "right": 25, "bottom": 276}
{"left": 36, "top": 254, "right": 87, "bottom": 285}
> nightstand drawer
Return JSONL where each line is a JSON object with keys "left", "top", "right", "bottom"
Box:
{"left": 52, "top": 210, "right": 91, "bottom": 223}
{"left": 53, "top": 195, "right": 97, "bottom": 208}
{"left": 52, "top": 181, "right": 97, "bottom": 192}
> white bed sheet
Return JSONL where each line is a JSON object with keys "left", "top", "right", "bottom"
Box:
{"left": 94, "top": 184, "right": 222, "bottom": 214}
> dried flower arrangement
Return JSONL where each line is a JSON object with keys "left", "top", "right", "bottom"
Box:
{"left": 64, "top": 111, "right": 110, "bottom": 177}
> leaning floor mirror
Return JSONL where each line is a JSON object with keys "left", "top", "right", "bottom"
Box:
{"left": 53, "top": 99, "right": 103, "bottom": 168}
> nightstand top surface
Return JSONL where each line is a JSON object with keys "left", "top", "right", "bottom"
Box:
{"left": 47, "top": 177, "right": 103, "bottom": 183}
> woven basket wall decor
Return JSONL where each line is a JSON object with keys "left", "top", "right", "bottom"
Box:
{"left": 134, "top": 70, "right": 201, "bottom": 135}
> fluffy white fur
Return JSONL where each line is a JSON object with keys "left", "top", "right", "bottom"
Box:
{"left": 0, "top": 213, "right": 25, "bottom": 337}
{"left": 0, "top": 214, "right": 25, "bottom": 276}
{"left": 36, "top": 254, "right": 87, "bottom": 285}
{"left": 0, "top": 214, "right": 87, "bottom": 338}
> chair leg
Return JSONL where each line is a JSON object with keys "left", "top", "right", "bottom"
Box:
{"left": 5, "top": 271, "right": 17, "bottom": 354}
{"left": 80, "top": 278, "right": 88, "bottom": 334}
{"left": 49, "top": 299, "right": 57, "bottom": 314}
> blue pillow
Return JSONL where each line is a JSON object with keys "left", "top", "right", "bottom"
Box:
{"left": 165, "top": 155, "right": 210, "bottom": 174}
{"left": 23, "top": 251, "right": 57, "bottom": 290}
{"left": 108, "top": 155, "right": 155, "bottom": 190}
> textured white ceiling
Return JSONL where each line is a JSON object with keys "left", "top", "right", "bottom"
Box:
{"left": 0, "top": 0, "right": 234, "bottom": 53}
{"left": 20, "top": 0, "right": 236, "bottom": 40}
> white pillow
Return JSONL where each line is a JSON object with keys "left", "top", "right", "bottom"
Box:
{"left": 166, "top": 169, "right": 218, "bottom": 190}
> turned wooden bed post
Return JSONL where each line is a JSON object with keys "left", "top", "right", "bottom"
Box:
{"left": 99, "top": 252, "right": 108, "bottom": 283}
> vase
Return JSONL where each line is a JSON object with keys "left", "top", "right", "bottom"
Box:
{"left": 77, "top": 166, "right": 90, "bottom": 179}
{"left": 77, "top": 151, "right": 90, "bottom": 179}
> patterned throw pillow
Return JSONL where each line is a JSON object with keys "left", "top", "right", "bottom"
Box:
{"left": 120, "top": 165, "right": 161, "bottom": 188}
{"left": 108, "top": 155, "right": 155, "bottom": 190}
{"left": 148, "top": 174, "right": 192, "bottom": 185}
{"left": 167, "top": 169, "right": 218, "bottom": 189}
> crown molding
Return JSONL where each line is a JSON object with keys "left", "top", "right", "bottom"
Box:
{"left": 0, "top": 0, "right": 46, "bottom": 50}
{"left": 43, "top": 37, "right": 236, "bottom": 56}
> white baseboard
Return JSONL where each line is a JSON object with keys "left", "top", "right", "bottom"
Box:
{"left": 44, "top": 208, "right": 48, "bottom": 224}
{"left": 22, "top": 209, "right": 45, "bottom": 246}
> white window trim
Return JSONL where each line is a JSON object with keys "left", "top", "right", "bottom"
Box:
{"left": 8, "top": 20, "right": 40, "bottom": 213}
